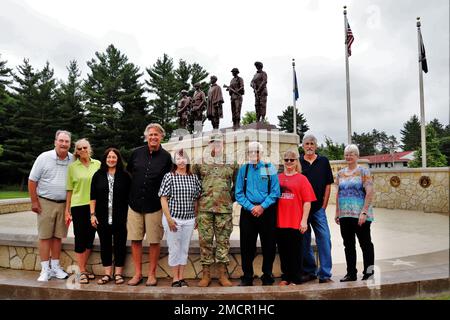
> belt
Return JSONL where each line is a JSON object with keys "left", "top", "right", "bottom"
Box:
{"left": 39, "top": 196, "right": 66, "bottom": 204}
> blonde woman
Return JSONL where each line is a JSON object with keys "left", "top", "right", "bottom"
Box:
{"left": 276, "top": 150, "right": 316, "bottom": 285}
{"left": 65, "top": 138, "right": 101, "bottom": 284}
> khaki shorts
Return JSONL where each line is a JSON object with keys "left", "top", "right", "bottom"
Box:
{"left": 37, "top": 198, "right": 68, "bottom": 240}
{"left": 127, "top": 207, "right": 163, "bottom": 244}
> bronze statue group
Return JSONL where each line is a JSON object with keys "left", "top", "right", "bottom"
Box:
{"left": 178, "top": 61, "right": 267, "bottom": 131}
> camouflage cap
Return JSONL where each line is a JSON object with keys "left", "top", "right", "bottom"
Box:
{"left": 209, "top": 133, "right": 223, "bottom": 142}
{"left": 181, "top": 89, "right": 188, "bottom": 94}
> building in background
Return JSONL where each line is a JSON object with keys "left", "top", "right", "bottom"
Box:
{"left": 361, "top": 151, "right": 415, "bottom": 169}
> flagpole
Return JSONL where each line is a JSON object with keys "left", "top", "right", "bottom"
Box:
{"left": 344, "top": 6, "right": 352, "bottom": 145}
{"left": 417, "top": 17, "right": 427, "bottom": 168}
{"left": 292, "top": 59, "right": 297, "bottom": 136}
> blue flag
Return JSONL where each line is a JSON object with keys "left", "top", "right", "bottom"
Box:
{"left": 293, "top": 69, "right": 299, "bottom": 101}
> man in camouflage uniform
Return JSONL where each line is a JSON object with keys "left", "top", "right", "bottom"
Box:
{"left": 193, "top": 133, "right": 238, "bottom": 287}
{"left": 225, "top": 68, "right": 244, "bottom": 130}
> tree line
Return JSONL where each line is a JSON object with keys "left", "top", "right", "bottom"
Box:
{"left": 0, "top": 45, "right": 309, "bottom": 188}
{"left": 0, "top": 45, "right": 211, "bottom": 187}
{"left": 315, "top": 115, "right": 449, "bottom": 167}
{"left": 0, "top": 45, "right": 448, "bottom": 188}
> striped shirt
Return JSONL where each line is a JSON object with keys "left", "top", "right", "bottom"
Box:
{"left": 158, "top": 172, "right": 202, "bottom": 220}
{"left": 29, "top": 149, "right": 74, "bottom": 201}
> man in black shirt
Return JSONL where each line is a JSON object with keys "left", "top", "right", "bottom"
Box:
{"left": 126, "top": 123, "right": 172, "bottom": 286}
{"left": 299, "top": 134, "right": 334, "bottom": 283}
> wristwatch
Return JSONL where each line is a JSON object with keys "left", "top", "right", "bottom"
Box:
{"left": 361, "top": 211, "right": 367, "bottom": 215}
{"left": 90, "top": 212, "right": 96, "bottom": 216}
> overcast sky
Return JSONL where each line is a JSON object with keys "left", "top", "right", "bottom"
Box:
{"left": 1, "top": 0, "right": 448, "bottom": 145}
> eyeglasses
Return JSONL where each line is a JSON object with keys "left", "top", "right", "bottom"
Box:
{"left": 284, "top": 159, "right": 296, "bottom": 163}
{"left": 77, "top": 146, "right": 88, "bottom": 151}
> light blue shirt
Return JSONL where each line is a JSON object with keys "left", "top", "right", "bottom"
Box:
{"left": 29, "top": 149, "right": 73, "bottom": 201}
{"left": 235, "top": 161, "right": 280, "bottom": 211}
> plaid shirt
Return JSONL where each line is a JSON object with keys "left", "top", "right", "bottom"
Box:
{"left": 158, "top": 172, "right": 202, "bottom": 220}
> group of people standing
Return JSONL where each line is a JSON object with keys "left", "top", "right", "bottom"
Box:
{"left": 28, "top": 125, "right": 375, "bottom": 288}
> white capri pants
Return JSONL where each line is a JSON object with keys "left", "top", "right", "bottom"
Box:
{"left": 162, "top": 215, "right": 195, "bottom": 266}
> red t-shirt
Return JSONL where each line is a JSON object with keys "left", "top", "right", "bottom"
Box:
{"left": 277, "top": 172, "right": 317, "bottom": 229}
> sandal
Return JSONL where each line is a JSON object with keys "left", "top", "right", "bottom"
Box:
{"left": 86, "top": 272, "right": 95, "bottom": 280}
{"left": 114, "top": 274, "right": 125, "bottom": 285}
{"left": 127, "top": 275, "right": 143, "bottom": 286}
{"left": 79, "top": 272, "right": 89, "bottom": 284}
{"left": 97, "top": 275, "right": 113, "bottom": 285}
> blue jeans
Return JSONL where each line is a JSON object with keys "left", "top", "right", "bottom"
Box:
{"left": 302, "top": 207, "right": 332, "bottom": 280}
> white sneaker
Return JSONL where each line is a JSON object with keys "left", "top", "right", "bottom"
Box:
{"left": 50, "top": 265, "right": 69, "bottom": 279}
{"left": 37, "top": 268, "right": 51, "bottom": 282}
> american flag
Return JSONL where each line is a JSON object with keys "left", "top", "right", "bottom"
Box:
{"left": 346, "top": 22, "right": 355, "bottom": 56}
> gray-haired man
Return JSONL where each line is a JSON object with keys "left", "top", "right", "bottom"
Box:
{"left": 28, "top": 130, "right": 73, "bottom": 281}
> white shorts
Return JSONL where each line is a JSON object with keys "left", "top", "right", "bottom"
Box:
{"left": 162, "top": 215, "right": 195, "bottom": 267}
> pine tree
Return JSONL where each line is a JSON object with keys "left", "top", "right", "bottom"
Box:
{"left": 56, "top": 60, "right": 86, "bottom": 139}
{"left": 1, "top": 60, "right": 58, "bottom": 187}
{"left": 146, "top": 54, "right": 179, "bottom": 139}
{"left": 400, "top": 115, "right": 421, "bottom": 151}
{"left": 316, "top": 137, "right": 345, "bottom": 160}
{"left": 277, "top": 106, "right": 309, "bottom": 141}
{"left": 84, "top": 44, "right": 149, "bottom": 157}
{"left": 428, "top": 118, "right": 445, "bottom": 136}
{"left": 408, "top": 125, "right": 447, "bottom": 167}
{"left": 352, "top": 132, "right": 377, "bottom": 156}
{"left": 0, "top": 55, "right": 14, "bottom": 147}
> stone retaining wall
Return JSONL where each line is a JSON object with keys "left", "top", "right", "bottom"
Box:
{"left": 0, "top": 244, "right": 282, "bottom": 280}
{"left": 328, "top": 164, "right": 449, "bottom": 214}
{"left": 0, "top": 199, "right": 31, "bottom": 215}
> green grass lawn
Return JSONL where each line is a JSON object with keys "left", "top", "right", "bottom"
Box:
{"left": 0, "top": 191, "right": 29, "bottom": 200}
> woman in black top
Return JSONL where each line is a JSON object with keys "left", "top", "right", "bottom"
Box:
{"left": 90, "top": 148, "right": 131, "bottom": 285}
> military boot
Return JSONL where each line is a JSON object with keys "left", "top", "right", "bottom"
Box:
{"left": 198, "top": 265, "right": 211, "bottom": 287}
{"left": 218, "top": 263, "right": 232, "bottom": 287}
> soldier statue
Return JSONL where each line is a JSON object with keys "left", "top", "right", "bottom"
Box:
{"left": 206, "top": 76, "right": 224, "bottom": 130}
{"left": 191, "top": 82, "right": 206, "bottom": 123}
{"left": 250, "top": 61, "right": 268, "bottom": 122}
{"left": 193, "top": 133, "right": 238, "bottom": 287}
{"left": 224, "top": 68, "right": 244, "bottom": 130}
{"left": 177, "top": 89, "right": 191, "bottom": 129}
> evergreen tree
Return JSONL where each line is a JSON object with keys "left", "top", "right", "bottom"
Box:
{"left": 242, "top": 111, "right": 257, "bottom": 125}
{"left": 316, "top": 137, "right": 345, "bottom": 160}
{"left": 1, "top": 60, "right": 58, "bottom": 187}
{"left": 408, "top": 125, "right": 447, "bottom": 167}
{"left": 145, "top": 54, "right": 178, "bottom": 139}
{"left": 277, "top": 106, "right": 309, "bottom": 141}
{"left": 0, "top": 55, "right": 14, "bottom": 147}
{"left": 400, "top": 115, "right": 421, "bottom": 151}
{"left": 351, "top": 131, "right": 378, "bottom": 156}
{"left": 428, "top": 118, "right": 445, "bottom": 136}
{"left": 56, "top": 60, "right": 86, "bottom": 139}
{"left": 241, "top": 111, "right": 268, "bottom": 125}
{"left": 438, "top": 136, "right": 450, "bottom": 166}
{"left": 145, "top": 55, "right": 210, "bottom": 138}
{"left": 84, "top": 44, "right": 149, "bottom": 157}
